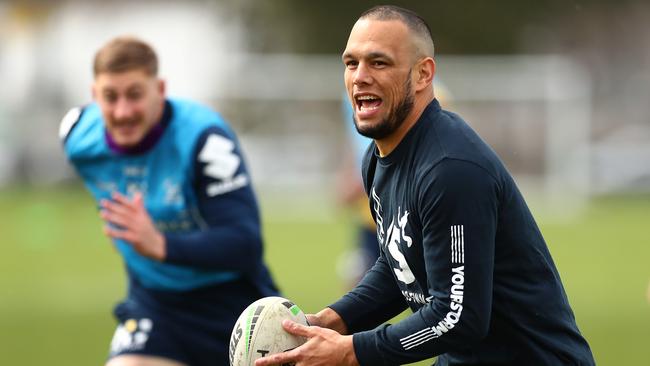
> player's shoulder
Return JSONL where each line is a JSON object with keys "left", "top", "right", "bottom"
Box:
{"left": 423, "top": 106, "right": 505, "bottom": 177}
{"left": 168, "top": 97, "right": 229, "bottom": 129}
{"left": 429, "top": 158, "right": 496, "bottom": 183}
{"left": 58, "top": 103, "right": 102, "bottom": 142}
{"left": 361, "top": 141, "right": 376, "bottom": 170}
{"left": 58, "top": 107, "right": 83, "bottom": 141}
{"left": 166, "top": 98, "right": 237, "bottom": 153}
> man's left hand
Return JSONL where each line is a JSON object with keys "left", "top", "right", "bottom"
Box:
{"left": 254, "top": 319, "right": 358, "bottom": 366}
{"left": 100, "top": 191, "right": 166, "bottom": 261}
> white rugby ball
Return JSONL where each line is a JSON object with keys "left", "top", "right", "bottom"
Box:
{"left": 229, "top": 296, "right": 309, "bottom": 366}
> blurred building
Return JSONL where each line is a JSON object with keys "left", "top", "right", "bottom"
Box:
{"left": 0, "top": 0, "right": 245, "bottom": 185}
{"left": 0, "top": 0, "right": 649, "bottom": 208}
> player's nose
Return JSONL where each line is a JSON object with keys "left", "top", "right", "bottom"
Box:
{"left": 353, "top": 62, "right": 373, "bottom": 86}
{"left": 113, "top": 98, "right": 135, "bottom": 120}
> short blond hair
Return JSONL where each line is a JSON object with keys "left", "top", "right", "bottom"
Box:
{"left": 93, "top": 36, "right": 158, "bottom": 77}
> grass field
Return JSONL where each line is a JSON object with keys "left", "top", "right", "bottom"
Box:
{"left": 1, "top": 185, "right": 648, "bottom": 365}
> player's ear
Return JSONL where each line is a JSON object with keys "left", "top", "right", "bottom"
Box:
{"left": 414, "top": 57, "right": 435, "bottom": 92}
{"left": 157, "top": 79, "right": 166, "bottom": 96}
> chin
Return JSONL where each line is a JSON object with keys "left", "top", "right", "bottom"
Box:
{"left": 114, "top": 135, "right": 141, "bottom": 148}
{"left": 355, "top": 118, "right": 377, "bottom": 130}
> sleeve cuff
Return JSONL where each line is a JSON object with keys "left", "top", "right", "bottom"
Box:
{"left": 163, "top": 233, "right": 183, "bottom": 264}
{"left": 329, "top": 300, "right": 358, "bottom": 333}
{"left": 353, "top": 329, "right": 389, "bottom": 366}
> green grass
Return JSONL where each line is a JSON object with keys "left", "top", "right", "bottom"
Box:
{"left": 538, "top": 196, "right": 650, "bottom": 366}
{"left": 0, "top": 186, "right": 648, "bottom": 365}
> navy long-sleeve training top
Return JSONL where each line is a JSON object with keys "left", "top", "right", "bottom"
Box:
{"left": 330, "top": 99, "right": 594, "bottom": 366}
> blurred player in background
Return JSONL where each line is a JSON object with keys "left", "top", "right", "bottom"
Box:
{"left": 59, "top": 36, "right": 278, "bottom": 366}
{"left": 337, "top": 84, "right": 451, "bottom": 289}
{"left": 335, "top": 94, "right": 381, "bottom": 288}
{"left": 257, "top": 5, "right": 594, "bottom": 366}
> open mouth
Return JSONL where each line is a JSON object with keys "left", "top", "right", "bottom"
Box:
{"left": 355, "top": 94, "right": 382, "bottom": 112}
{"left": 110, "top": 119, "right": 140, "bottom": 137}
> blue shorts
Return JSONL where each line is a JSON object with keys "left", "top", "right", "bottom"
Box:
{"left": 108, "top": 276, "right": 275, "bottom": 366}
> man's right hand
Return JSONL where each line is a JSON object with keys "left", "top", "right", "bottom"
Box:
{"left": 306, "top": 307, "right": 349, "bottom": 335}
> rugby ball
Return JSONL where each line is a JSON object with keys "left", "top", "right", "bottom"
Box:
{"left": 229, "top": 296, "right": 309, "bottom": 366}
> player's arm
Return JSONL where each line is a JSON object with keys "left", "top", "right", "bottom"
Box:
{"left": 352, "top": 159, "right": 499, "bottom": 365}
{"left": 163, "top": 126, "right": 265, "bottom": 271}
{"left": 329, "top": 254, "right": 408, "bottom": 333}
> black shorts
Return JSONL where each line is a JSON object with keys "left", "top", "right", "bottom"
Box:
{"left": 108, "top": 276, "right": 275, "bottom": 366}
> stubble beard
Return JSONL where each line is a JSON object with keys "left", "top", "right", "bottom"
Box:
{"left": 353, "top": 76, "right": 414, "bottom": 140}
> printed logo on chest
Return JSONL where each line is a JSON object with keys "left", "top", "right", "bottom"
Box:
{"left": 371, "top": 187, "right": 415, "bottom": 285}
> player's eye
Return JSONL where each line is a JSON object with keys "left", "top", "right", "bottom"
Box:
{"left": 126, "top": 90, "right": 143, "bottom": 101}
{"left": 103, "top": 92, "right": 117, "bottom": 103}
{"left": 345, "top": 60, "right": 358, "bottom": 70}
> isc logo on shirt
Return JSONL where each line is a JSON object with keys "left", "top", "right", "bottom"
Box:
{"left": 199, "top": 134, "right": 249, "bottom": 196}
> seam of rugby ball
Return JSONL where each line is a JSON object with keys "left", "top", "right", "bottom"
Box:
{"left": 244, "top": 305, "right": 255, "bottom": 358}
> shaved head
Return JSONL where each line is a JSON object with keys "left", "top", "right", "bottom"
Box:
{"left": 358, "top": 5, "right": 435, "bottom": 60}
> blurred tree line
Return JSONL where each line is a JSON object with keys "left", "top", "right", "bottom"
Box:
{"left": 237, "top": 0, "right": 639, "bottom": 55}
